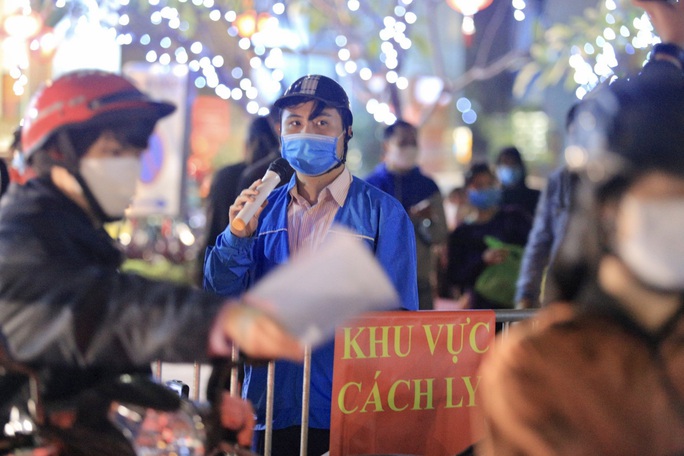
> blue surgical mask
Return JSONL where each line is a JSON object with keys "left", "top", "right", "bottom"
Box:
{"left": 468, "top": 187, "right": 501, "bottom": 210}
{"left": 496, "top": 166, "right": 523, "bottom": 187}
{"left": 281, "top": 133, "right": 342, "bottom": 176}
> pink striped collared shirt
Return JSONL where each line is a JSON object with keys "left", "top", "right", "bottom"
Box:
{"left": 287, "top": 167, "right": 352, "bottom": 256}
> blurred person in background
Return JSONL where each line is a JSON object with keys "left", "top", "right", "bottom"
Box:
{"left": 514, "top": 165, "right": 577, "bottom": 309}
{"left": 514, "top": 105, "right": 581, "bottom": 309}
{"left": 237, "top": 113, "right": 293, "bottom": 195}
{"left": 443, "top": 186, "right": 475, "bottom": 232}
{"left": 515, "top": 105, "right": 577, "bottom": 309}
{"left": 445, "top": 162, "right": 531, "bottom": 309}
{"left": 198, "top": 116, "right": 283, "bottom": 285}
{"left": 495, "top": 146, "right": 540, "bottom": 218}
{"left": 437, "top": 186, "right": 474, "bottom": 299}
{"left": 203, "top": 116, "right": 280, "bottom": 251}
{"left": 365, "top": 119, "right": 448, "bottom": 310}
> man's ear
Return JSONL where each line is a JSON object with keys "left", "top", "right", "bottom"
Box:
{"left": 275, "top": 123, "right": 282, "bottom": 136}
{"left": 346, "top": 126, "right": 353, "bottom": 140}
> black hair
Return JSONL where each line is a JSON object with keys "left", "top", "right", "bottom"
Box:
{"left": 383, "top": 119, "right": 416, "bottom": 141}
{"left": 0, "top": 159, "right": 8, "bottom": 197}
{"left": 246, "top": 116, "right": 279, "bottom": 163}
{"left": 29, "top": 148, "right": 64, "bottom": 177}
{"left": 28, "top": 126, "right": 101, "bottom": 176}
{"left": 495, "top": 146, "right": 527, "bottom": 177}
{"left": 10, "top": 126, "right": 21, "bottom": 152}
{"left": 464, "top": 161, "right": 494, "bottom": 187}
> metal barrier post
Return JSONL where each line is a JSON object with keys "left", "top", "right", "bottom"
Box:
{"left": 230, "top": 345, "right": 240, "bottom": 397}
{"left": 192, "top": 361, "right": 201, "bottom": 401}
{"left": 264, "top": 360, "right": 276, "bottom": 456}
{"left": 154, "top": 360, "right": 162, "bottom": 381}
{"left": 300, "top": 345, "right": 312, "bottom": 456}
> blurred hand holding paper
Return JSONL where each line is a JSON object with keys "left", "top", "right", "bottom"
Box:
{"left": 244, "top": 226, "right": 400, "bottom": 348}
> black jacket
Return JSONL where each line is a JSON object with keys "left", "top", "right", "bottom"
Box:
{"left": 0, "top": 177, "right": 224, "bottom": 408}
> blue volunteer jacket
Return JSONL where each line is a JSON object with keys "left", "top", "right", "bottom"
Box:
{"left": 204, "top": 173, "right": 418, "bottom": 430}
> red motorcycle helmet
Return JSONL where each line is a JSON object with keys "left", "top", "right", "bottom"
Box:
{"left": 21, "top": 70, "right": 176, "bottom": 158}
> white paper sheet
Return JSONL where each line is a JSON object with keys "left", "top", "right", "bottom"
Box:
{"left": 244, "top": 226, "right": 400, "bottom": 347}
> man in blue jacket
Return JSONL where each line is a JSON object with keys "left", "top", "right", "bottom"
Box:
{"left": 204, "top": 74, "right": 418, "bottom": 455}
{"left": 365, "top": 120, "right": 448, "bottom": 310}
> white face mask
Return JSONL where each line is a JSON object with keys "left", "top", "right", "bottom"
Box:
{"left": 616, "top": 195, "right": 684, "bottom": 290}
{"left": 386, "top": 145, "right": 418, "bottom": 171}
{"left": 79, "top": 156, "right": 141, "bottom": 219}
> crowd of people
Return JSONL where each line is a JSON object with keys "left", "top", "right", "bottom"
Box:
{"left": 198, "top": 111, "right": 547, "bottom": 315}
{"left": 0, "top": 0, "right": 682, "bottom": 454}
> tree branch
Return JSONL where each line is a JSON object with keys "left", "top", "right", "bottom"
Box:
{"left": 419, "top": 49, "right": 529, "bottom": 126}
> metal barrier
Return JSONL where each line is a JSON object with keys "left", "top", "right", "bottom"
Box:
{"left": 154, "top": 308, "right": 538, "bottom": 456}
{"left": 496, "top": 308, "right": 538, "bottom": 337}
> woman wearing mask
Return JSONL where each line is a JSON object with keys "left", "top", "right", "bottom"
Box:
{"left": 495, "top": 146, "right": 540, "bottom": 218}
{"left": 445, "top": 162, "right": 532, "bottom": 309}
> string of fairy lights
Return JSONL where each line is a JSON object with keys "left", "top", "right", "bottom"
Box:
{"left": 566, "top": 0, "right": 659, "bottom": 99}
{"left": 341, "top": 0, "right": 416, "bottom": 126}
{"left": 121, "top": 0, "right": 425, "bottom": 124}
{"left": 6, "top": 0, "right": 661, "bottom": 120}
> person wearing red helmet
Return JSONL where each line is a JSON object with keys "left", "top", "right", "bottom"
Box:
{"left": 0, "top": 70, "right": 303, "bottom": 452}
{"left": 204, "top": 74, "right": 418, "bottom": 455}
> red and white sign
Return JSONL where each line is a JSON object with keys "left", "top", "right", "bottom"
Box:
{"left": 330, "top": 310, "right": 495, "bottom": 456}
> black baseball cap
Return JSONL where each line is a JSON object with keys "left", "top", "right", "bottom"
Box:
{"left": 274, "top": 75, "right": 353, "bottom": 126}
